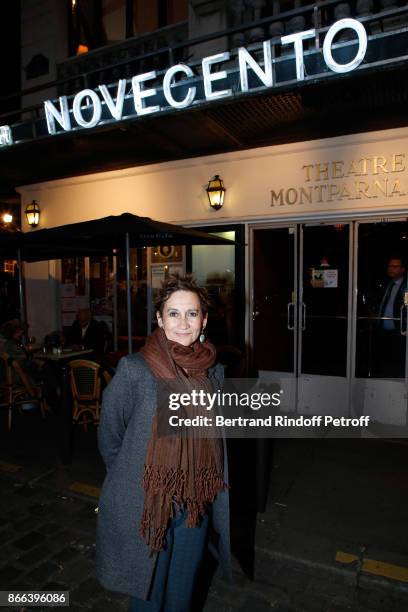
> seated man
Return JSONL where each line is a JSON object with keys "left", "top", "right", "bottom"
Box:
{"left": 66, "top": 308, "right": 107, "bottom": 359}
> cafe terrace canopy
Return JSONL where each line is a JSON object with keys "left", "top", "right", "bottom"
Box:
{"left": 21, "top": 212, "right": 233, "bottom": 254}
{"left": 3, "top": 213, "right": 235, "bottom": 352}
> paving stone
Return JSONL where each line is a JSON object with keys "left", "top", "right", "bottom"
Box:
{"left": 13, "top": 516, "right": 42, "bottom": 532}
{"left": 51, "top": 545, "right": 82, "bottom": 565}
{"left": 24, "top": 561, "right": 61, "bottom": 585}
{"left": 45, "top": 530, "right": 75, "bottom": 552}
{"left": 28, "top": 503, "right": 54, "bottom": 517}
{"left": 38, "top": 521, "right": 64, "bottom": 536}
{"left": 0, "top": 564, "right": 23, "bottom": 584}
{"left": 92, "top": 597, "right": 124, "bottom": 612}
{"left": 71, "top": 577, "right": 103, "bottom": 605}
{"left": 57, "top": 557, "right": 93, "bottom": 584}
{"left": 0, "top": 543, "right": 21, "bottom": 565}
{"left": 13, "top": 486, "right": 39, "bottom": 498}
{"left": 12, "top": 531, "right": 47, "bottom": 550}
{"left": 203, "top": 593, "right": 238, "bottom": 611}
{"left": 272, "top": 566, "right": 312, "bottom": 595}
{"left": 0, "top": 528, "right": 20, "bottom": 545}
{"left": 17, "top": 544, "right": 52, "bottom": 566}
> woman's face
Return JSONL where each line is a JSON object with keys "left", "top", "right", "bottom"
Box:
{"left": 157, "top": 290, "right": 207, "bottom": 347}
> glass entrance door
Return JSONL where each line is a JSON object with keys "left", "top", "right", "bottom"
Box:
{"left": 252, "top": 225, "right": 297, "bottom": 409}
{"left": 252, "top": 223, "right": 351, "bottom": 414}
{"left": 252, "top": 220, "right": 408, "bottom": 422}
{"left": 297, "top": 223, "right": 351, "bottom": 416}
{"left": 353, "top": 219, "right": 408, "bottom": 427}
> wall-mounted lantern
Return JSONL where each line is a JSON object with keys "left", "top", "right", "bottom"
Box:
{"left": 25, "top": 200, "right": 40, "bottom": 227}
{"left": 206, "top": 175, "right": 226, "bottom": 210}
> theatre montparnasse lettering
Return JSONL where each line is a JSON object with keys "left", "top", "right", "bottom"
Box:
{"left": 0, "top": 17, "right": 368, "bottom": 144}
{"left": 270, "top": 154, "right": 408, "bottom": 207}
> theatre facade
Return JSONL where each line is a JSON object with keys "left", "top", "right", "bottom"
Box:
{"left": 2, "top": 1, "right": 408, "bottom": 427}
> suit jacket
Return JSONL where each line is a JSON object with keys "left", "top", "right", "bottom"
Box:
{"left": 66, "top": 318, "right": 105, "bottom": 354}
{"left": 96, "top": 353, "right": 231, "bottom": 599}
{"left": 379, "top": 278, "right": 406, "bottom": 323}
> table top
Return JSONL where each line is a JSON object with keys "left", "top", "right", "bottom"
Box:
{"left": 36, "top": 348, "right": 93, "bottom": 361}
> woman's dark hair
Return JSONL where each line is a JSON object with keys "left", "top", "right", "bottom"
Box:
{"left": 155, "top": 275, "right": 211, "bottom": 317}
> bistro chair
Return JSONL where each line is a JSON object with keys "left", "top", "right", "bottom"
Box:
{"left": 70, "top": 359, "right": 103, "bottom": 431}
{"left": 0, "top": 352, "right": 45, "bottom": 431}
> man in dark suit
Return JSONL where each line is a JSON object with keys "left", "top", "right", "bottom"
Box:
{"left": 373, "top": 256, "right": 407, "bottom": 377}
{"left": 66, "top": 308, "right": 106, "bottom": 359}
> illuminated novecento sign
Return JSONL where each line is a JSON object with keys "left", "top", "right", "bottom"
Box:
{"left": 0, "top": 18, "right": 368, "bottom": 145}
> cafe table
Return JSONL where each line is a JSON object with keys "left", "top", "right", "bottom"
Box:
{"left": 37, "top": 348, "right": 93, "bottom": 464}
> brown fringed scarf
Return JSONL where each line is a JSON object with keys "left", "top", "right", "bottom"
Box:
{"left": 139, "top": 327, "right": 227, "bottom": 553}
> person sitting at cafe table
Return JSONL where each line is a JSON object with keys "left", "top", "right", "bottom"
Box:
{"left": 66, "top": 308, "right": 107, "bottom": 358}
{"left": 0, "top": 319, "right": 41, "bottom": 399}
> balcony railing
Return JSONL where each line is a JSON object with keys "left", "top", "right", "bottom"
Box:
{"left": 57, "top": 21, "right": 189, "bottom": 96}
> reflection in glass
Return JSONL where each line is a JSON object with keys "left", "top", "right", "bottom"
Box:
{"left": 192, "top": 232, "right": 236, "bottom": 348}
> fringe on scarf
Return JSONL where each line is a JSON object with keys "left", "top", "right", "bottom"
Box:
{"left": 139, "top": 465, "right": 228, "bottom": 552}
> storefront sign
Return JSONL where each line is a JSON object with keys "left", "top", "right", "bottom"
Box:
{"left": 38, "top": 18, "right": 366, "bottom": 137}
{"left": 271, "top": 154, "right": 408, "bottom": 207}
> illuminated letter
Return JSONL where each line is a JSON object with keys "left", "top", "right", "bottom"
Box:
{"left": 281, "top": 29, "right": 315, "bottom": 80}
{"left": 202, "top": 52, "right": 231, "bottom": 100}
{"left": 238, "top": 41, "right": 273, "bottom": 92}
{"left": 163, "top": 64, "right": 196, "bottom": 109}
{"left": 132, "top": 71, "right": 160, "bottom": 115}
{"left": 323, "top": 18, "right": 367, "bottom": 73}
{"left": 44, "top": 96, "right": 71, "bottom": 134}
{"left": 99, "top": 79, "right": 126, "bottom": 120}
{"left": 73, "top": 89, "right": 102, "bottom": 128}
{"left": 0, "top": 125, "right": 13, "bottom": 146}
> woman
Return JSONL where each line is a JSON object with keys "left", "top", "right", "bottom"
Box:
{"left": 96, "top": 276, "right": 231, "bottom": 611}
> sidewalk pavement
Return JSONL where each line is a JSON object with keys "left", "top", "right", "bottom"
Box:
{"left": 1, "top": 412, "right": 408, "bottom": 610}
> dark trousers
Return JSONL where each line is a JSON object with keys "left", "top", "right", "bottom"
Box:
{"left": 129, "top": 509, "right": 209, "bottom": 612}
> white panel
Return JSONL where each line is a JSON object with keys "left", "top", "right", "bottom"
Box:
{"left": 352, "top": 378, "right": 407, "bottom": 426}
{"left": 298, "top": 375, "right": 349, "bottom": 417}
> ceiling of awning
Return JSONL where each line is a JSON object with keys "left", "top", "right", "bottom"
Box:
{"left": 2, "top": 62, "right": 408, "bottom": 203}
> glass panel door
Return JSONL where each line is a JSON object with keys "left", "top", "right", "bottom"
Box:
{"left": 355, "top": 220, "right": 407, "bottom": 379}
{"left": 299, "top": 224, "right": 351, "bottom": 377}
{"left": 353, "top": 219, "right": 408, "bottom": 428}
{"left": 252, "top": 226, "right": 296, "bottom": 374}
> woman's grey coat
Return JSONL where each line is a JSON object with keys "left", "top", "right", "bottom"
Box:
{"left": 96, "top": 353, "right": 231, "bottom": 599}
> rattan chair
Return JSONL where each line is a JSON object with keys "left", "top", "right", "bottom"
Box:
{"left": 0, "top": 352, "right": 44, "bottom": 431}
{"left": 70, "top": 359, "right": 103, "bottom": 431}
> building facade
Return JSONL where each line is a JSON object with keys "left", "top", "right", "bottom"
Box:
{"left": 1, "top": 0, "right": 408, "bottom": 426}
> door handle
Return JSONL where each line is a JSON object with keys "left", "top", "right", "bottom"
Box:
{"left": 301, "top": 302, "right": 307, "bottom": 330}
{"left": 287, "top": 303, "right": 295, "bottom": 330}
{"left": 253, "top": 310, "right": 260, "bottom": 320}
{"left": 400, "top": 305, "right": 408, "bottom": 336}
